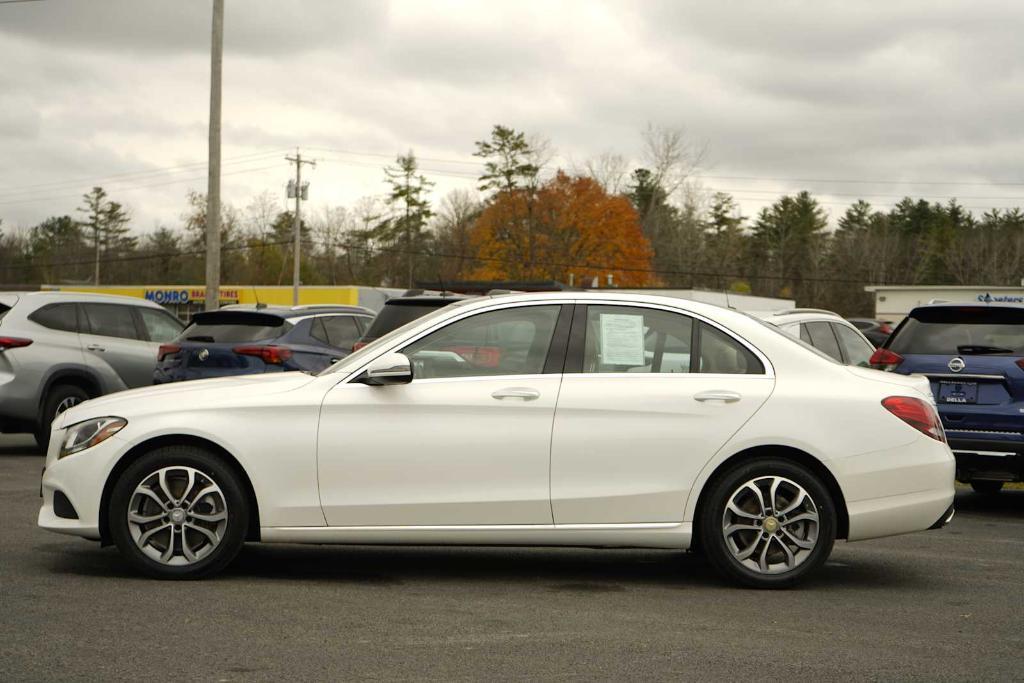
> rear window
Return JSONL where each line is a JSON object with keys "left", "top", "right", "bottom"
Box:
{"left": 363, "top": 302, "right": 451, "bottom": 340}
{"left": 889, "top": 307, "right": 1024, "bottom": 355}
{"left": 178, "top": 312, "right": 289, "bottom": 343}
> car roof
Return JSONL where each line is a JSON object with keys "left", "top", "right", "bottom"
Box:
{"left": 217, "top": 304, "right": 375, "bottom": 318}
{"left": 5, "top": 290, "right": 165, "bottom": 308}
{"left": 908, "top": 301, "right": 1024, "bottom": 313}
{"left": 758, "top": 308, "right": 847, "bottom": 325}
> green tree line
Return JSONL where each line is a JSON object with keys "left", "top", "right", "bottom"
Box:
{"left": 1, "top": 125, "right": 1021, "bottom": 316}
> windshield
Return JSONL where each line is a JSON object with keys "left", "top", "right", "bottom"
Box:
{"left": 319, "top": 303, "right": 461, "bottom": 376}
{"left": 889, "top": 306, "right": 1024, "bottom": 355}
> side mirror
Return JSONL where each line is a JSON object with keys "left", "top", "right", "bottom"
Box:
{"left": 362, "top": 352, "right": 413, "bottom": 385}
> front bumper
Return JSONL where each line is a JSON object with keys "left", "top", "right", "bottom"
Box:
{"left": 37, "top": 425, "right": 126, "bottom": 541}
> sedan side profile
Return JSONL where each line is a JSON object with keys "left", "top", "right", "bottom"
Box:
{"left": 39, "top": 292, "right": 955, "bottom": 588}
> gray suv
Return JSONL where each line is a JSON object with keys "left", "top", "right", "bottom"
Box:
{"left": 0, "top": 291, "right": 185, "bottom": 447}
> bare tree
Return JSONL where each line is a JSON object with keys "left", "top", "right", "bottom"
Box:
{"left": 641, "top": 122, "right": 708, "bottom": 202}
{"left": 579, "top": 151, "right": 630, "bottom": 195}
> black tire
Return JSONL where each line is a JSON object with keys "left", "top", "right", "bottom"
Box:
{"left": 970, "top": 480, "right": 1004, "bottom": 495}
{"left": 699, "top": 458, "right": 837, "bottom": 589}
{"left": 34, "top": 384, "right": 91, "bottom": 450}
{"left": 109, "top": 446, "right": 248, "bottom": 579}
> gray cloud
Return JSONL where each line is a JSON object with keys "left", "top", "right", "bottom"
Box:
{"left": 2, "top": 0, "right": 1023, "bottom": 233}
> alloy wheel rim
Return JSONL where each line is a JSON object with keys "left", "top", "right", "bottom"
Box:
{"left": 127, "top": 466, "right": 228, "bottom": 566}
{"left": 721, "top": 475, "right": 819, "bottom": 575}
{"left": 55, "top": 396, "right": 80, "bottom": 414}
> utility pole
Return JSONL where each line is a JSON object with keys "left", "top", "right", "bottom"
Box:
{"left": 286, "top": 149, "right": 315, "bottom": 305}
{"left": 204, "top": 0, "right": 224, "bottom": 311}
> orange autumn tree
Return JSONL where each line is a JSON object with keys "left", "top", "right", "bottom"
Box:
{"left": 468, "top": 171, "right": 656, "bottom": 286}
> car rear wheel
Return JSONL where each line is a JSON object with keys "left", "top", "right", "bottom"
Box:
{"left": 970, "top": 480, "right": 1004, "bottom": 495}
{"left": 34, "top": 384, "right": 90, "bottom": 450}
{"left": 109, "top": 446, "right": 248, "bottom": 579}
{"left": 699, "top": 458, "right": 837, "bottom": 589}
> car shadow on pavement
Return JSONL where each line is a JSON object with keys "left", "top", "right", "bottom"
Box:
{"left": 40, "top": 540, "right": 929, "bottom": 591}
{"left": 953, "top": 487, "right": 1024, "bottom": 518}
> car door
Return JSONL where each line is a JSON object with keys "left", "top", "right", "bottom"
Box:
{"left": 317, "top": 302, "right": 570, "bottom": 526}
{"left": 550, "top": 303, "right": 775, "bottom": 524}
{"left": 80, "top": 303, "right": 161, "bottom": 389}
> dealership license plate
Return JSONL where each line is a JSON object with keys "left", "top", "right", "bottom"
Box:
{"left": 938, "top": 380, "right": 978, "bottom": 404}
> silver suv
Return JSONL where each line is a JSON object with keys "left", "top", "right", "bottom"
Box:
{"left": 0, "top": 291, "right": 184, "bottom": 447}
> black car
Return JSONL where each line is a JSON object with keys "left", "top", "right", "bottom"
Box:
{"left": 154, "top": 305, "right": 375, "bottom": 383}
{"left": 848, "top": 318, "right": 894, "bottom": 347}
{"left": 354, "top": 294, "right": 468, "bottom": 351}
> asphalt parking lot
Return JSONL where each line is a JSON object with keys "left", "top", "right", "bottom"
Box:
{"left": 1, "top": 434, "right": 1022, "bottom": 681}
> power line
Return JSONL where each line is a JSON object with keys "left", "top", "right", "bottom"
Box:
{"left": 0, "top": 149, "right": 288, "bottom": 198}
{"left": 0, "top": 163, "right": 283, "bottom": 207}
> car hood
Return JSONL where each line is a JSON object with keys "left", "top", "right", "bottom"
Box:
{"left": 57, "top": 372, "right": 318, "bottom": 427}
{"left": 846, "top": 366, "right": 934, "bottom": 401}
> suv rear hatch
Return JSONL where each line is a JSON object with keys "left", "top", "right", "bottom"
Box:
{"left": 154, "top": 311, "right": 292, "bottom": 382}
{"left": 882, "top": 305, "right": 1024, "bottom": 436}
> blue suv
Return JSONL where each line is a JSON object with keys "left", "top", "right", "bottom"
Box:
{"left": 871, "top": 303, "right": 1024, "bottom": 493}
{"left": 154, "top": 305, "right": 374, "bottom": 383}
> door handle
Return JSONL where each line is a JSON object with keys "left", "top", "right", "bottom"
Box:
{"left": 491, "top": 387, "right": 541, "bottom": 401}
{"left": 694, "top": 390, "right": 742, "bottom": 403}
{"left": 86, "top": 344, "right": 106, "bottom": 352}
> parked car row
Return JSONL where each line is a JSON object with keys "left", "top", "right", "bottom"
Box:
{"left": 6, "top": 291, "right": 1022, "bottom": 497}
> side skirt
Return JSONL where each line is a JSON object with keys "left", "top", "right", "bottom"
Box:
{"left": 260, "top": 522, "right": 692, "bottom": 549}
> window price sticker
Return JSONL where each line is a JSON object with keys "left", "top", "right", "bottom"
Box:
{"left": 599, "top": 313, "right": 645, "bottom": 365}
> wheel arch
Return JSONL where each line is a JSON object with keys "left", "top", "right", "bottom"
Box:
{"left": 39, "top": 368, "right": 103, "bottom": 409}
{"left": 98, "top": 434, "right": 261, "bottom": 545}
{"left": 692, "top": 445, "right": 849, "bottom": 544}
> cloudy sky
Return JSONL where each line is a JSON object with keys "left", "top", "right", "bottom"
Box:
{"left": 1, "top": 0, "right": 1023, "bottom": 234}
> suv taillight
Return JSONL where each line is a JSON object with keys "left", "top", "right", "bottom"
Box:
{"left": 233, "top": 345, "right": 293, "bottom": 365}
{"left": 0, "top": 336, "right": 32, "bottom": 351}
{"left": 157, "top": 344, "right": 181, "bottom": 362}
{"left": 1016, "top": 359, "right": 1024, "bottom": 371}
{"left": 882, "top": 396, "right": 945, "bottom": 442}
{"left": 869, "top": 348, "right": 903, "bottom": 371}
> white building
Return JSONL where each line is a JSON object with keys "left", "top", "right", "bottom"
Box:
{"left": 864, "top": 285, "right": 1024, "bottom": 323}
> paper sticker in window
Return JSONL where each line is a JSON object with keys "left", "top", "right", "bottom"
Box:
{"left": 599, "top": 313, "right": 645, "bottom": 366}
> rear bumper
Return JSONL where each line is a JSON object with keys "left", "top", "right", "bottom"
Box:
{"left": 948, "top": 437, "right": 1024, "bottom": 482}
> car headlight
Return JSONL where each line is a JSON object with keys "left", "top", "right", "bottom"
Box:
{"left": 60, "top": 417, "right": 127, "bottom": 458}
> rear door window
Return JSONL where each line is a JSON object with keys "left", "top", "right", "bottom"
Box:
{"left": 138, "top": 307, "right": 185, "bottom": 343}
{"left": 804, "top": 321, "right": 843, "bottom": 362}
{"left": 697, "top": 322, "right": 765, "bottom": 374}
{"left": 582, "top": 305, "right": 693, "bottom": 373}
{"left": 833, "top": 323, "right": 873, "bottom": 367}
{"left": 83, "top": 303, "right": 141, "bottom": 340}
{"left": 321, "top": 316, "right": 362, "bottom": 349}
{"left": 889, "top": 307, "right": 1024, "bottom": 355}
{"left": 29, "top": 303, "right": 79, "bottom": 332}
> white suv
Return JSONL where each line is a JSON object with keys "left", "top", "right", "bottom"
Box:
{"left": 759, "top": 309, "right": 875, "bottom": 367}
{"left": 0, "top": 291, "right": 184, "bottom": 447}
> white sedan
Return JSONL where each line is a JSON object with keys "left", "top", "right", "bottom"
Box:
{"left": 38, "top": 292, "right": 955, "bottom": 588}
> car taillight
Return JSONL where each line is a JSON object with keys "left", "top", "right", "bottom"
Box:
{"left": 352, "top": 341, "right": 368, "bottom": 352}
{"left": 0, "top": 336, "right": 32, "bottom": 351}
{"left": 233, "top": 345, "right": 293, "bottom": 365}
{"left": 881, "top": 396, "right": 945, "bottom": 442}
{"left": 869, "top": 348, "right": 903, "bottom": 371}
{"left": 878, "top": 323, "right": 893, "bottom": 334}
{"left": 157, "top": 344, "right": 181, "bottom": 362}
{"left": 1016, "top": 359, "right": 1024, "bottom": 371}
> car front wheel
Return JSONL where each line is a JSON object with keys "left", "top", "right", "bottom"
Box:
{"left": 109, "top": 446, "right": 248, "bottom": 579}
{"left": 699, "top": 458, "right": 837, "bottom": 589}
